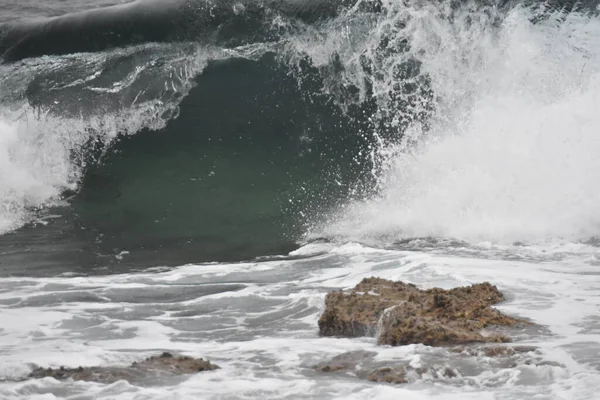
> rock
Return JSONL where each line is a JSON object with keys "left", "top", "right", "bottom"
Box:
{"left": 313, "top": 350, "right": 408, "bottom": 384}
{"left": 313, "top": 345, "right": 539, "bottom": 385}
{"left": 27, "top": 352, "right": 219, "bottom": 384}
{"left": 363, "top": 366, "right": 407, "bottom": 383}
{"left": 140, "top": 352, "right": 218, "bottom": 374}
{"left": 314, "top": 350, "right": 377, "bottom": 373}
{"left": 480, "top": 345, "right": 526, "bottom": 357}
{"left": 318, "top": 277, "right": 525, "bottom": 346}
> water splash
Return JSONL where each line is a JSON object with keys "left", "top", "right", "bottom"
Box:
{"left": 0, "top": 43, "right": 215, "bottom": 234}
{"left": 320, "top": 3, "right": 600, "bottom": 245}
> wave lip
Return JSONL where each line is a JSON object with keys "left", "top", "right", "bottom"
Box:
{"left": 0, "top": 0, "right": 362, "bottom": 62}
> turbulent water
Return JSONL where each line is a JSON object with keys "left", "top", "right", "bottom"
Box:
{"left": 0, "top": 0, "right": 600, "bottom": 398}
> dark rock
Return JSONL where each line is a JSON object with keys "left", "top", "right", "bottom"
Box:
{"left": 319, "top": 277, "right": 526, "bottom": 346}
{"left": 314, "top": 350, "right": 377, "bottom": 373}
{"left": 313, "top": 352, "right": 411, "bottom": 385}
{"left": 363, "top": 366, "right": 407, "bottom": 383}
{"left": 313, "top": 345, "right": 539, "bottom": 385}
{"left": 27, "top": 353, "right": 219, "bottom": 384}
{"left": 313, "top": 350, "right": 406, "bottom": 384}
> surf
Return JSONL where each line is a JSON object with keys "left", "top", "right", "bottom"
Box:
{"left": 316, "top": 0, "right": 600, "bottom": 248}
{"left": 1, "top": 0, "right": 599, "bottom": 270}
{"left": 0, "top": 0, "right": 376, "bottom": 62}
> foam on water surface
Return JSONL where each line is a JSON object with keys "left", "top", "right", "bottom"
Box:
{"left": 1, "top": 1, "right": 600, "bottom": 399}
{"left": 317, "top": 4, "right": 600, "bottom": 247}
{"left": 0, "top": 42, "right": 214, "bottom": 236}
{"left": 1, "top": 243, "right": 599, "bottom": 399}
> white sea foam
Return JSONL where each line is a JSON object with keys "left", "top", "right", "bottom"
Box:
{"left": 0, "top": 43, "right": 214, "bottom": 235}
{"left": 0, "top": 109, "right": 154, "bottom": 234}
{"left": 0, "top": 117, "right": 72, "bottom": 232}
{"left": 1, "top": 2, "right": 600, "bottom": 400}
{"left": 319, "top": 4, "right": 600, "bottom": 246}
{"left": 1, "top": 244, "right": 599, "bottom": 399}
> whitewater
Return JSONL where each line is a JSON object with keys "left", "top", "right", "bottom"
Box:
{"left": 1, "top": 0, "right": 600, "bottom": 399}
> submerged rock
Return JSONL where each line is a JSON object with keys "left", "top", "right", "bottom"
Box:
{"left": 313, "top": 350, "right": 408, "bottom": 383}
{"left": 313, "top": 345, "right": 538, "bottom": 385}
{"left": 319, "top": 277, "right": 525, "bottom": 346}
{"left": 27, "top": 352, "right": 219, "bottom": 384}
{"left": 314, "top": 350, "right": 377, "bottom": 373}
{"left": 363, "top": 366, "right": 408, "bottom": 384}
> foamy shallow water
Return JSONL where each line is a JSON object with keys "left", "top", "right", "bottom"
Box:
{"left": 1, "top": 242, "right": 599, "bottom": 400}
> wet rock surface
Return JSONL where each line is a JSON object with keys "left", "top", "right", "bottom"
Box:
{"left": 27, "top": 352, "right": 219, "bottom": 384}
{"left": 313, "top": 345, "right": 541, "bottom": 385}
{"left": 314, "top": 350, "right": 377, "bottom": 374}
{"left": 319, "top": 277, "right": 526, "bottom": 346}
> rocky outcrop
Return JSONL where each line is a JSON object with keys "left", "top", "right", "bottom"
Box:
{"left": 27, "top": 352, "right": 219, "bottom": 384}
{"left": 319, "top": 277, "right": 525, "bottom": 346}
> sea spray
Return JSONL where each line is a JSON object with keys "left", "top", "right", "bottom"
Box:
{"left": 318, "top": 3, "right": 600, "bottom": 245}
